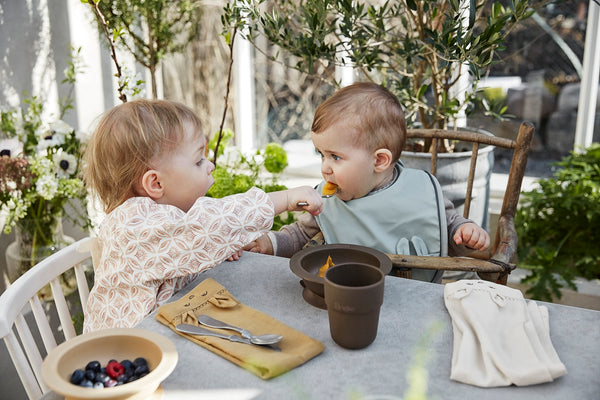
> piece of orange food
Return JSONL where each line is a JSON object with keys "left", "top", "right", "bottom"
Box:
{"left": 318, "top": 255, "right": 335, "bottom": 277}
{"left": 322, "top": 182, "right": 338, "bottom": 196}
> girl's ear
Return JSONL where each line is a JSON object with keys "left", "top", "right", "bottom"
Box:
{"left": 373, "top": 148, "right": 393, "bottom": 172}
{"left": 140, "top": 169, "right": 164, "bottom": 200}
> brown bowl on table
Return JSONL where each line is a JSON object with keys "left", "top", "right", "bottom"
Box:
{"left": 289, "top": 244, "right": 392, "bottom": 309}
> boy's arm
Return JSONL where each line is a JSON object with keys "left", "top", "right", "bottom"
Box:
{"left": 244, "top": 212, "right": 321, "bottom": 258}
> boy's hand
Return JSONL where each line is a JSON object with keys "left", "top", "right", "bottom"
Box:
{"left": 288, "top": 186, "right": 324, "bottom": 216}
{"left": 225, "top": 249, "right": 243, "bottom": 261}
{"left": 453, "top": 223, "right": 490, "bottom": 251}
{"left": 243, "top": 234, "right": 274, "bottom": 255}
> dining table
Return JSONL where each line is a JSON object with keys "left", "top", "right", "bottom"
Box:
{"left": 43, "top": 251, "right": 600, "bottom": 400}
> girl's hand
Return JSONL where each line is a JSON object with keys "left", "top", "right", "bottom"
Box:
{"left": 453, "top": 223, "right": 490, "bottom": 251}
{"left": 288, "top": 186, "right": 324, "bottom": 216}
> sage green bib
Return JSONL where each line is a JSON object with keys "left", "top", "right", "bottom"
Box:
{"left": 315, "top": 164, "right": 447, "bottom": 282}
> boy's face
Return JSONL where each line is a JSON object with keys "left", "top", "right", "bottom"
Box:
{"left": 312, "top": 124, "right": 384, "bottom": 201}
{"left": 153, "top": 126, "right": 214, "bottom": 212}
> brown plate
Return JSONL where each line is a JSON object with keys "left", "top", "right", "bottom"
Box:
{"left": 290, "top": 244, "right": 392, "bottom": 309}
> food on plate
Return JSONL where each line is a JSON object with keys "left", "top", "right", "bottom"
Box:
{"left": 69, "top": 357, "right": 150, "bottom": 388}
{"left": 322, "top": 182, "right": 338, "bottom": 196}
{"left": 318, "top": 255, "right": 335, "bottom": 277}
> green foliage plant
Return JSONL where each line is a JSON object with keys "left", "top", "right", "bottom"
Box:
{"left": 226, "top": 0, "right": 546, "bottom": 142}
{"left": 88, "top": 0, "right": 202, "bottom": 99}
{"left": 516, "top": 144, "right": 600, "bottom": 301}
{"left": 206, "top": 131, "right": 292, "bottom": 231}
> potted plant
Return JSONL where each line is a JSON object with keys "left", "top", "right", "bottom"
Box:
{"left": 515, "top": 144, "right": 600, "bottom": 302}
{"left": 229, "top": 0, "right": 541, "bottom": 133}
{"left": 0, "top": 54, "right": 90, "bottom": 293}
{"left": 224, "top": 0, "right": 544, "bottom": 228}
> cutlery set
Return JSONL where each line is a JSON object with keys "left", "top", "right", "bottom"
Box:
{"left": 175, "top": 315, "right": 283, "bottom": 350}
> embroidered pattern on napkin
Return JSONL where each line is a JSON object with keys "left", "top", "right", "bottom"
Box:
{"left": 444, "top": 280, "right": 567, "bottom": 387}
{"left": 155, "top": 278, "right": 325, "bottom": 379}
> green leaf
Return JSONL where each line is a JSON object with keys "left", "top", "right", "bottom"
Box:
{"left": 416, "top": 84, "right": 428, "bottom": 100}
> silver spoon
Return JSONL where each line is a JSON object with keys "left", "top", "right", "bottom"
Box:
{"left": 197, "top": 315, "right": 283, "bottom": 345}
{"left": 297, "top": 187, "right": 338, "bottom": 206}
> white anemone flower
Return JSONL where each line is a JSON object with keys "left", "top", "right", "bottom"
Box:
{"left": 37, "top": 120, "right": 71, "bottom": 150}
{"left": 54, "top": 149, "right": 78, "bottom": 177}
{"left": 36, "top": 126, "right": 59, "bottom": 150}
{"left": 49, "top": 120, "right": 73, "bottom": 135}
{"left": 47, "top": 120, "right": 71, "bottom": 145}
{"left": 0, "top": 138, "right": 24, "bottom": 157}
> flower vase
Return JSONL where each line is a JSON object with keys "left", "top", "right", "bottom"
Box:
{"left": 5, "top": 216, "right": 76, "bottom": 300}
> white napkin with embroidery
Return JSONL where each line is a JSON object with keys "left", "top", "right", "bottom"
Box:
{"left": 443, "top": 280, "right": 567, "bottom": 387}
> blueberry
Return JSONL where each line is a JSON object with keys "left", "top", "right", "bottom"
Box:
{"left": 85, "top": 360, "right": 101, "bottom": 372}
{"left": 95, "top": 372, "right": 109, "bottom": 384}
{"left": 133, "top": 357, "right": 147, "bottom": 367}
{"left": 93, "top": 382, "right": 104, "bottom": 389}
{"left": 70, "top": 369, "right": 85, "bottom": 385}
{"left": 84, "top": 369, "right": 96, "bottom": 381}
{"left": 126, "top": 375, "right": 139, "bottom": 383}
{"left": 122, "top": 366, "right": 133, "bottom": 378}
{"left": 120, "top": 359, "right": 134, "bottom": 370}
{"left": 79, "top": 379, "right": 93, "bottom": 388}
{"left": 134, "top": 364, "right": 149, "bottom": 376}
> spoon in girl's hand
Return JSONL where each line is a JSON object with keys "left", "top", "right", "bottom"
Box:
{"left": 297, "top": 183, "right": 337, "bottom": 206}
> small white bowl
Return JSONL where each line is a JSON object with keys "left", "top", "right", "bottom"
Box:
{"left": 42, "top": 328, "right": 178, "bottom": 400}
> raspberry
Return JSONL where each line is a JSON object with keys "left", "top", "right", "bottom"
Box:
{"left": 106, "top": 361, "right": 125, "bottom": 379}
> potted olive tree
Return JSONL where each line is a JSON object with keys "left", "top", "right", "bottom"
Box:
{"left": 225, "top": 0, "right": 544, "bottom": 228}
{"left": 229, "top": 0, "right": 542, "bottom": 131}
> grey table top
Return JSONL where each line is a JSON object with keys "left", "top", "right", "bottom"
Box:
{"left": 45, "top": 251, "right": 600, "bottom": 400}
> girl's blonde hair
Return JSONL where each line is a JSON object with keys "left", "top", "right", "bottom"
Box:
{"left": 84, "top": 99, "right": 203, "bottom": 214}
{"left": 311, "top": 82, "right": 407, "bottom": 161}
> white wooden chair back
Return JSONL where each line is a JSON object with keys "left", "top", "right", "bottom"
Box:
{"left": 0, "top": 236, "right": 94, "bottom": 399}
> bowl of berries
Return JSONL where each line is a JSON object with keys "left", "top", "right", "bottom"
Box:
{"left": 41, "top": 328, "right": 178, "bottom": 400}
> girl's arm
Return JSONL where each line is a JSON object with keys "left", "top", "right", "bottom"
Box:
{"left": 268, "top": 186, "right": 323, "bottom": 216}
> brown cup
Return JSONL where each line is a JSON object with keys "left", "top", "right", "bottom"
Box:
{"left": 324, "top": 263, "right": 385, "bottom": 349}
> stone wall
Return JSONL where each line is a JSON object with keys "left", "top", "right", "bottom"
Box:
{"left": 502, "top": 73, "right": 599, "bottom": 155}
{"left": 546, "top": 82, "right": 600, "bottom": 154}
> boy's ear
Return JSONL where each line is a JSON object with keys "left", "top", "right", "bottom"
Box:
{"left": 373, "top": 148, "right": 393, "bottom": 172}
{"left": 140, "top": 169, "right": 164, "bottom": 200}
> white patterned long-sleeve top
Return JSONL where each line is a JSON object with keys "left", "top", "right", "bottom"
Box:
{"left": 83, "top": 188, "right": 274, "bottom": 332}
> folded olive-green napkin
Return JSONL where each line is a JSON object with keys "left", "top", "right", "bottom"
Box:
{"left": 155, "top": 278, "right": 325, "bottom": 379}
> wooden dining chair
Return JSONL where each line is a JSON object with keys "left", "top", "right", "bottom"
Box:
{"left": 0, "top": 236, "right": 94, "bottom": 400}
{"left": 386, "top": 121, "right": 535, "bottom": 285}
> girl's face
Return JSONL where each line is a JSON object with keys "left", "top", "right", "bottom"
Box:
{"left": 153, "top": 126, "right": 214, "bottom": 213}
{"left": 312, "top": 124, "right": 384, "bottom": 201}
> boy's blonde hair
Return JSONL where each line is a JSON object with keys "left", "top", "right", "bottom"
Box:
{"left": 84, "top": 99, "right": 203, "bottom": 214}
{"left": 311, "top": 82, "right": 407, "bottom": 161}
